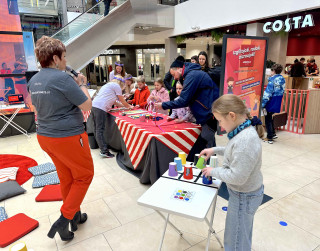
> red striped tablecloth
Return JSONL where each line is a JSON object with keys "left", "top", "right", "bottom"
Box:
{"left": 82, "top": 111, "right": 91, "bottom": 122}
{"left": 113, "top": 112, "right": 201, "bottom": 169}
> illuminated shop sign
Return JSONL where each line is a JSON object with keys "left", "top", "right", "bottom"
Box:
{"left": 263, "top": 14, "right": 314, "bottom": 33}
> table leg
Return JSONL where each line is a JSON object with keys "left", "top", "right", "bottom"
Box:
{"left": 156, "top": 211, "right": 183, "bottom": 236}
{"left": 158, "top": 213, "right": 169, "bottom": 251}
{"left": 205, "top": 196, "right": 224, "bottom": 250}
{"left": 0, "top": 109, "right": 29, "bottom": 137}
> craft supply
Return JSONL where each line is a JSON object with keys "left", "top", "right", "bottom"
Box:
{"left": 202, "top": 165, "right": 213, "bottom": 184}
{"left": 140, "top": 114, "right": 146, "bottom": 122}
{"left": 168, "top": 162, "right": 178, "bottom": 177}
{"left": 209, "top": 156, "right": 218, "bottom": 168}
{"left": 196, "top": 155, "right": 206, "bottom": 169}
{"left": 178, "top": 152, "right": 187, "bottom": 165}
{"left": 172, "top": 189, "right": 195, "bottom": 202}
{"left": 194, "top": 154, "right": 200, "bottom": 166}
{"left": 174, "top": 157, "right": 183, "bottom": 171}
{"left": 183, "top": 164, "right": 193, "bottom": 179}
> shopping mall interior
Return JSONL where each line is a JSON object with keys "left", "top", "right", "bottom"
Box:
{"left": 0, "top": 0, "right": 320, "bottom": 250}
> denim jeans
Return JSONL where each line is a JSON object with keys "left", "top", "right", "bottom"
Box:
{"left": 224, "top": 185, "right": 264, "bottom": 251}
{"left": 265, "top": 112, "right": 275, "bottom": 140}
{"left": 91, "top": 107, "right": 108, "bottom": 153}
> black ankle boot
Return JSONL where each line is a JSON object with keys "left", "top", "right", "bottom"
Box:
{"left": 70, "top": 211, "right": 88, "bottom": 232}
{"left": 47, "top": 214, "right": 74, "bottom": 241}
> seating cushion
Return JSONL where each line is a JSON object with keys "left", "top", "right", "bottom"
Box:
{"left": 0, "top": 181, "right": 26, "bottom": 201}
{"left": 32, "top": 171, "right": 60, "bottom": 188}
{"left": 28, "top": 162, "right": 56, "bottom": 176}
{"left": 35, "top": 184, "right": 62, "bottom": 202}
{"left": 0, "top": 167, "right": 19, "bottom": 183}
{"left": 0, "top": 213, "right": 39, "bottom": 247}
{"left": 0, "top": 207, "right": 7, "bottom": 222}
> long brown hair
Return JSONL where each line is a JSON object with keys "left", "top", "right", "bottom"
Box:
{"left": 113, "top": 61, "right": 125, "bottom": 77}
{"left": 212, "top": 94, "right": 264, "bottom": 138}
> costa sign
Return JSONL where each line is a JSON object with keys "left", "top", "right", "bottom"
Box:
{"left": 263, "top": 14, "right": 314, "bottom": 33}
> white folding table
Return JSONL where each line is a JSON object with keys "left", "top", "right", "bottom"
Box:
{"left": 0, "top": 103, "right": 30, "bottom": 137}
{"left": 138, "top": 168, "right": 224, "bottom": 251}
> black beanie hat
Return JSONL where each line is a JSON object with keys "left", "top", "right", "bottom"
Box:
{"left": 170, "top": 59, "right": 184, "bottom": 68}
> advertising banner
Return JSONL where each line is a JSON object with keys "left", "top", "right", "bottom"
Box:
{"left": 220, "top": 35, "right": 268, "bottom": 118}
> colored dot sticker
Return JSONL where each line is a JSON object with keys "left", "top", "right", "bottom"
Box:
{"left": 176, "top": 193, "right": 180, "bottom": 196}
{"left": 185, "top": 198, "right": 189, "bottom": 201}
{"left": 279, "top": 221, "right": 287, "bottom": 226}
{"left": 178, "top": 190, "right": 182, "bottom": 193}
{"left": 181, "top": 194, "right": 185, "bottom": 196}
{"left": 179, "top": 197, "right": 183, "bottom": 200}
{"left": 222, "top": 207, "right": 228, "bottom": 211}
{"left": 174, "top": 196, "right": 178, "bottom": 199}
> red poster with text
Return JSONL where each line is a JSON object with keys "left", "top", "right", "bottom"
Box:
{"left": 222, "top": 36, "right": 267, "bottom": 118}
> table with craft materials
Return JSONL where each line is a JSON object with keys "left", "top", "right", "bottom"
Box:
{"left": 87, "top": 108, "right": 202, "bottom": 184}
{"left": 138, "top": 166, "right": 223, "bottom": 251}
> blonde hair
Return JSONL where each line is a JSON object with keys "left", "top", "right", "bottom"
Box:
{"left": 136, "top": 75, "right": 145, "bottom": 83}
{"left": 212, "top": 94, "right": 264, "bottom": 138}
{"left": 124, "top": 74, "right": 134, "bottom": 84}
{"left": 112, "top": 74, "right": 125, "bottom": 90}
{"left": 154, "top": 77, "right": 164, "bottom": 88}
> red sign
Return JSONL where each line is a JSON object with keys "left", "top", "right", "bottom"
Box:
{"left": 221, "top": 35, "right": 268, "bottom": 118}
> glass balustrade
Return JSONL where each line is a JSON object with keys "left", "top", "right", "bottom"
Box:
{"left": 52, "top": 0, "right": 128, "bottom": 45}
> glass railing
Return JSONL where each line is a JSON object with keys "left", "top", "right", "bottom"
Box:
{"left": 18, "top": 0, "right": 58, "bottom": 16}
{"left": 52, "top": 0, "right": 128, "bottom": 45}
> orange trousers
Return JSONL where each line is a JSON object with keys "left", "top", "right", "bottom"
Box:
{"left": 37, "top": 132, "right": 94, "bottom": 220}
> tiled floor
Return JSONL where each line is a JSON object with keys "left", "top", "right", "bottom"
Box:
{"left": 0, "top": 131, "right": 320, "bottom": 251}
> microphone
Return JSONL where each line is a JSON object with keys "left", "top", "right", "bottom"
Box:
{"left": 66, "top": 65, "right": 78, "bottom": 77}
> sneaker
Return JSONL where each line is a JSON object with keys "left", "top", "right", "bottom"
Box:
{"left": 100, "top": 150, "right": 115, "bottom": 158}
{"left": 272, "top": 135, "right": 278, "bottom": 139}
{"left": 263, "top": 138, "right": 273, "bottom": 144}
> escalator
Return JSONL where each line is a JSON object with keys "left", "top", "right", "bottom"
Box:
{"left": 51, "top": 0, "right": 174, "bottom": 71}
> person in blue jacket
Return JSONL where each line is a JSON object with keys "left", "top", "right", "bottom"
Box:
{"left": 155, "top": 59, "right": 219, "bottom": 149}
{"left": 262, "top": 64, "right": 285, "bottom": 144}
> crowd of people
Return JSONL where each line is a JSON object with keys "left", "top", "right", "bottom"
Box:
{"left": 26, "top": 36, "right": 280, "bottom": 250}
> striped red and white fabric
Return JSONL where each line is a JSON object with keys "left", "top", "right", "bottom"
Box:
{"left": 115, "top": 117, "right": 201, "bottom": 169}
{"left": 82, "top": 111, "right": 91, "bottom": 122}
{"left": 0, "top": 167, "right": 19, "bottom": 183}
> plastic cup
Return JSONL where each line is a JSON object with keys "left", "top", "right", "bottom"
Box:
{"left": 168, "top": 162, "right": 178, "bottom": 177}
{"left": 183, "top": 164, "right": 193, "bottom": 179}
{"left": 178, "top": 152, "right": 187, "bottom": 165}
{"left": 174, "top": 157, "right": 183, "bottom": 171}
{"left": 209, "top": 156, "right": 218, "bottom": 168}
{"left": 196, "top": 155, "right": 206, "bottom": 169}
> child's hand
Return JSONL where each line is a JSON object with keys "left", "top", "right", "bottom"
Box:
{"left": 127, "top": 100, "right": 132, "bottom": 104}
{"left": 202, "top": 166, "right": 213, "bottom": 177}
{"left": 136, "top": 105, "right": 140, "bottom": 108}
{"left": 199, "top": 148, "right": 215, "bottom": 162}
{"left": 167, "top": 117, "right": 174, "bottom": 121}
{"left": 175, "top": 119, "right": 184, "bottom": 124}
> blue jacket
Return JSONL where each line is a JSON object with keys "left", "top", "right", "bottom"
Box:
{"left": 162, "top": 63, "right": 219, "bottom": 125}
{"left": 262, "top": 74, "right": 285, "bottom": 113}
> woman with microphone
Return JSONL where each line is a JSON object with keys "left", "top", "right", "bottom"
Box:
{"left": 28, "top": 36, "right": 94, "bottom": 241}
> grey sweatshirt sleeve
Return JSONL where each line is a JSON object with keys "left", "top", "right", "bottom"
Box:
{"left": 213, "top": 147, "right": 225, "bottom": 156}
{"left": 210, "top": 151, "right": 257, "bottom": 186}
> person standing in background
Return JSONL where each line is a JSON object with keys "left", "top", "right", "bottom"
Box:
{"left": 190, "top": 55, "right": 199, "bottom": 64}
{"left": 262, "top": 64, "right": 285, "bottom": 144}
{"left": 198, "top": 51, "right": 210, "bottom": 72}
{"left": 109, "top": 61, "right": 126, "bottom": 81}
{"left": 103, "top": 0, "right": 112, "bottom": 16}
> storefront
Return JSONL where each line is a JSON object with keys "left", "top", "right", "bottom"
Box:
{"left": 85, "top": 45, "right": 186, "bottom": 84}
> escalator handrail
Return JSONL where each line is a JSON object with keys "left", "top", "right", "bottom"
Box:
{"left": 51, "top": 0, "right": 124, "bottom": 37}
